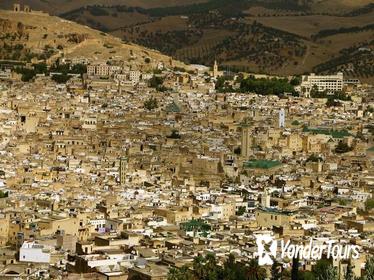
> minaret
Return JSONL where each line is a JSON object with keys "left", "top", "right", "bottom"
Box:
{"left": 241, "top": 126, "right": 251, "bottom": 158}
{"left": 278, "top": 108, "right": 285, "bottom": 128}
{"left": 213, "top": 60, "right": 218, "bottom": 78}
{"left": 176, "top": 191, "right": 181, "bottom": 206}
{"left": 119, "top": 157, "right": 128, "bottom": 185}
{"left": 261, "top": 189, "right": 271, "bottom": 208}
{"left": 13, "top": 3, "right": 21, "bottom": 12}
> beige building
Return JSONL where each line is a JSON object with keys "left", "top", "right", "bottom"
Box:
{"left": 154, "top": 207, "right": 193, "bottom": 225}
{"left": 255, "top": 208, "right": 295, "bottom": 228}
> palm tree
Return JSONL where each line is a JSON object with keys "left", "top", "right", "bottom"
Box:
{"left": 344, "top": 263, "right": 354, "bottom": 280}
{"left": 363, "top": 257, "right": 374, "bottom": 280}
{"left": 247, "top": 259, "right": 267, "bottom": 280}
{"left": 271, "top": 259, "right": 282, "bottom": 280}
{"left": 205, "top": 253, "right": 220, "bottom": 280}
{"left": 193, "top": 255, "right": 206, "bottom": 280}
{"left": 326, "top": 265, "right": 338, "bottom": 280}
{"left": 168, "top": 266, "right": 193, "bottom": 280}
{"left": 291, "top": 257, "right": 299, "bottom": 280}
{"left": 168, "top": 267, "right": 181, "bottom": 280}
{"left": 316, "top": 264, "right": 338, "bottom": 280}
{"left": 222, "top": 254, "right": 248, "bottom": 280}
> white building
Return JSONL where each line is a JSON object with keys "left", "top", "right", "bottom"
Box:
{"left": 82, "top": 116, "right": 97, "bottom": 130}
{"left": 0, "top": 69, "right": 12, "bottom": 80}
{"left": 261, "top": 189, "right": 270, "bottom": 208}
{"left": 142, "top": 73, "right": 153, "bottom": 80}
{"left": 129, "top": 71, "right": 141, "bottom": 82}
{"left": 87, "top": 64, "right": 121, "bottom": 77}
{"left": 278, "top": 108, "right": 285, "bottom": 128}
{"left": 19, "top": 241, "right": 51, "bottom": 263}
{"left": 300, "top": 72, "right": 344, "bottom": 97}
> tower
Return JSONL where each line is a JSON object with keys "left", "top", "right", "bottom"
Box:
{"left": 241, "top": 126, "right": 252, "bottom": 158}
{"left": 213, "top": 60, "right": 218, "bottom": 78}
{"left": 119, "top": 157, "right": 128, "bottom": 185}
{"left": 175, "top": 191, "right": 180, "bottom": 206}
{"left": 278, "top": 108, "right": 285, "bottom": 128}
{"left": 13, "top": 3, "right": 21, "bottom": 12}
{"left": 261, "top": 189, "right": 271, "bottom": 208}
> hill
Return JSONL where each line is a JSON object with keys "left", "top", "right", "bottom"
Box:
{"left": 0, "top": 9, "right": 182, "bottom": 69}
{"left": 0, "top": 0, "right": 208, "bottom": 14}
{"left": 1, "top": 1, "right": 373, "bottom": 82}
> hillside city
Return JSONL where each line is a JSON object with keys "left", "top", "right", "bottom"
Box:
{"left": 0, "top": 3, "right": 373, "bottom": 280}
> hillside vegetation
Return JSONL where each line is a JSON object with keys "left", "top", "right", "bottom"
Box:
{"left": 1, "top": 0, "right": 373, "bottom": 82}
{"left": 0, "top": 9, "right": 182, "bottom": 69}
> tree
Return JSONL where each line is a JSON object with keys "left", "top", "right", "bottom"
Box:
{"left": 335, "top": 141, "right": 352, "bottom": 154}
{"left": 290, "top": 76, "right": 301, "bottom": 86}
{"left": 149, "top": 76, "right": 164, "bottom": 88}
{"left": 291, "top": 257, "right": 299, "bottom": 280}
{"left": 365, "top": 198, "right": 374, "bottom": 211}
{"left": 15, "top": 67, "right": 36, "bottom": 82}
{"left": 344, "top": 263, "right": 354, "bottom": 280}
{"left": 271, "top": 259, "right": 282, "bottom": 280}
{"left": 223, "top": 254, "right": 237, "bottom": 280}
{"left": 33, "top": 62, "right": 48, "bottom": 74}
{"left": 205, "top": 254, "right": 220, "bottom": 280}
{"left": 306, "top": 154, "right": 322, "bottom": 162}
{"left": 240, "top": 76, "right": 295, "bottom": 96}
{"left": 52, "top": 74, "right": 71, "bottom": 84}
{"left": 169, "top": 254, "right": 271, "bottom": 280}
{"left": 363, "top": 257, "right": 374, "bottom": 280}
{"left": 247, "top": 259, "right": 267, "bottom": 280}
{"left": 193, "top": 255, "right": 205, "bottom": 279}
{"left": 144, "top": 97, "right": 158, "bottom": 110}
{"left": 282, "top": 270, "right": 291, "bottom": 280}
{"left": 234, "top": 147, "right": 241, "bottom": 155}
{"left": 216, "top": 76, "right": 234, "bottom": 93}
{"left": 321, "top": 265, "right": 338, "bottom": 280}
{"left": 313, "top": 261, "right": 338, "bottom": 280}
{"left": 326, "top": 98, "right": 340, "bottom": 107}
{"left": 222, "top": 254, "right": 247, "bottom": 280}
{"left": 0, "top": 190, "right": 8, "bottom": 198}
{"left": 310, "top": 85, "right": 320, "bottom": 98}
{"left": 71, "top": 63, "right": 87, "bottom": 76}
{"left": 299, "top": 271, "right": 315, "bottom": 280}
{"left": 236, "top": 206, "right": 246, "bottom": 216}
{"left": 168, "top": 130, "right": 181, "bottom": 139}
{"left": 168, "top": 266, "right": 193, "bottom": 280}
{"left": 168, "top": 267, "right": 181, "bottom": 280}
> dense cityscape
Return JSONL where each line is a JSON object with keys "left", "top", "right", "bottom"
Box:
{"left": 0, "top": 2, "right": 373, "bottom": 280}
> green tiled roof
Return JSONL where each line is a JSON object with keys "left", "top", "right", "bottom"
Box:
{"left": 303, "top": 127, "right": 351, "bottom": 138}
{"left": 243, "top": 160, "right": 282, "bottom": 169}
{"left": 166, "top": 101, "right": 181, "bottom": 113}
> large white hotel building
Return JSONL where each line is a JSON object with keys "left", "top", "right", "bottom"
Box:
{"left": 300, "top": 72, "right": 344, "bottom": 97}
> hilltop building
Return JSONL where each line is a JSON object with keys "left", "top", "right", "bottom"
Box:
{"left": 13, "top": 3, "right": 31, "bottom": 12}
{"left": 212, "top": 60, "right": 218, "bottom": 78}
{"left": 300, "top": 72, "right": 344, "bottom": 96}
